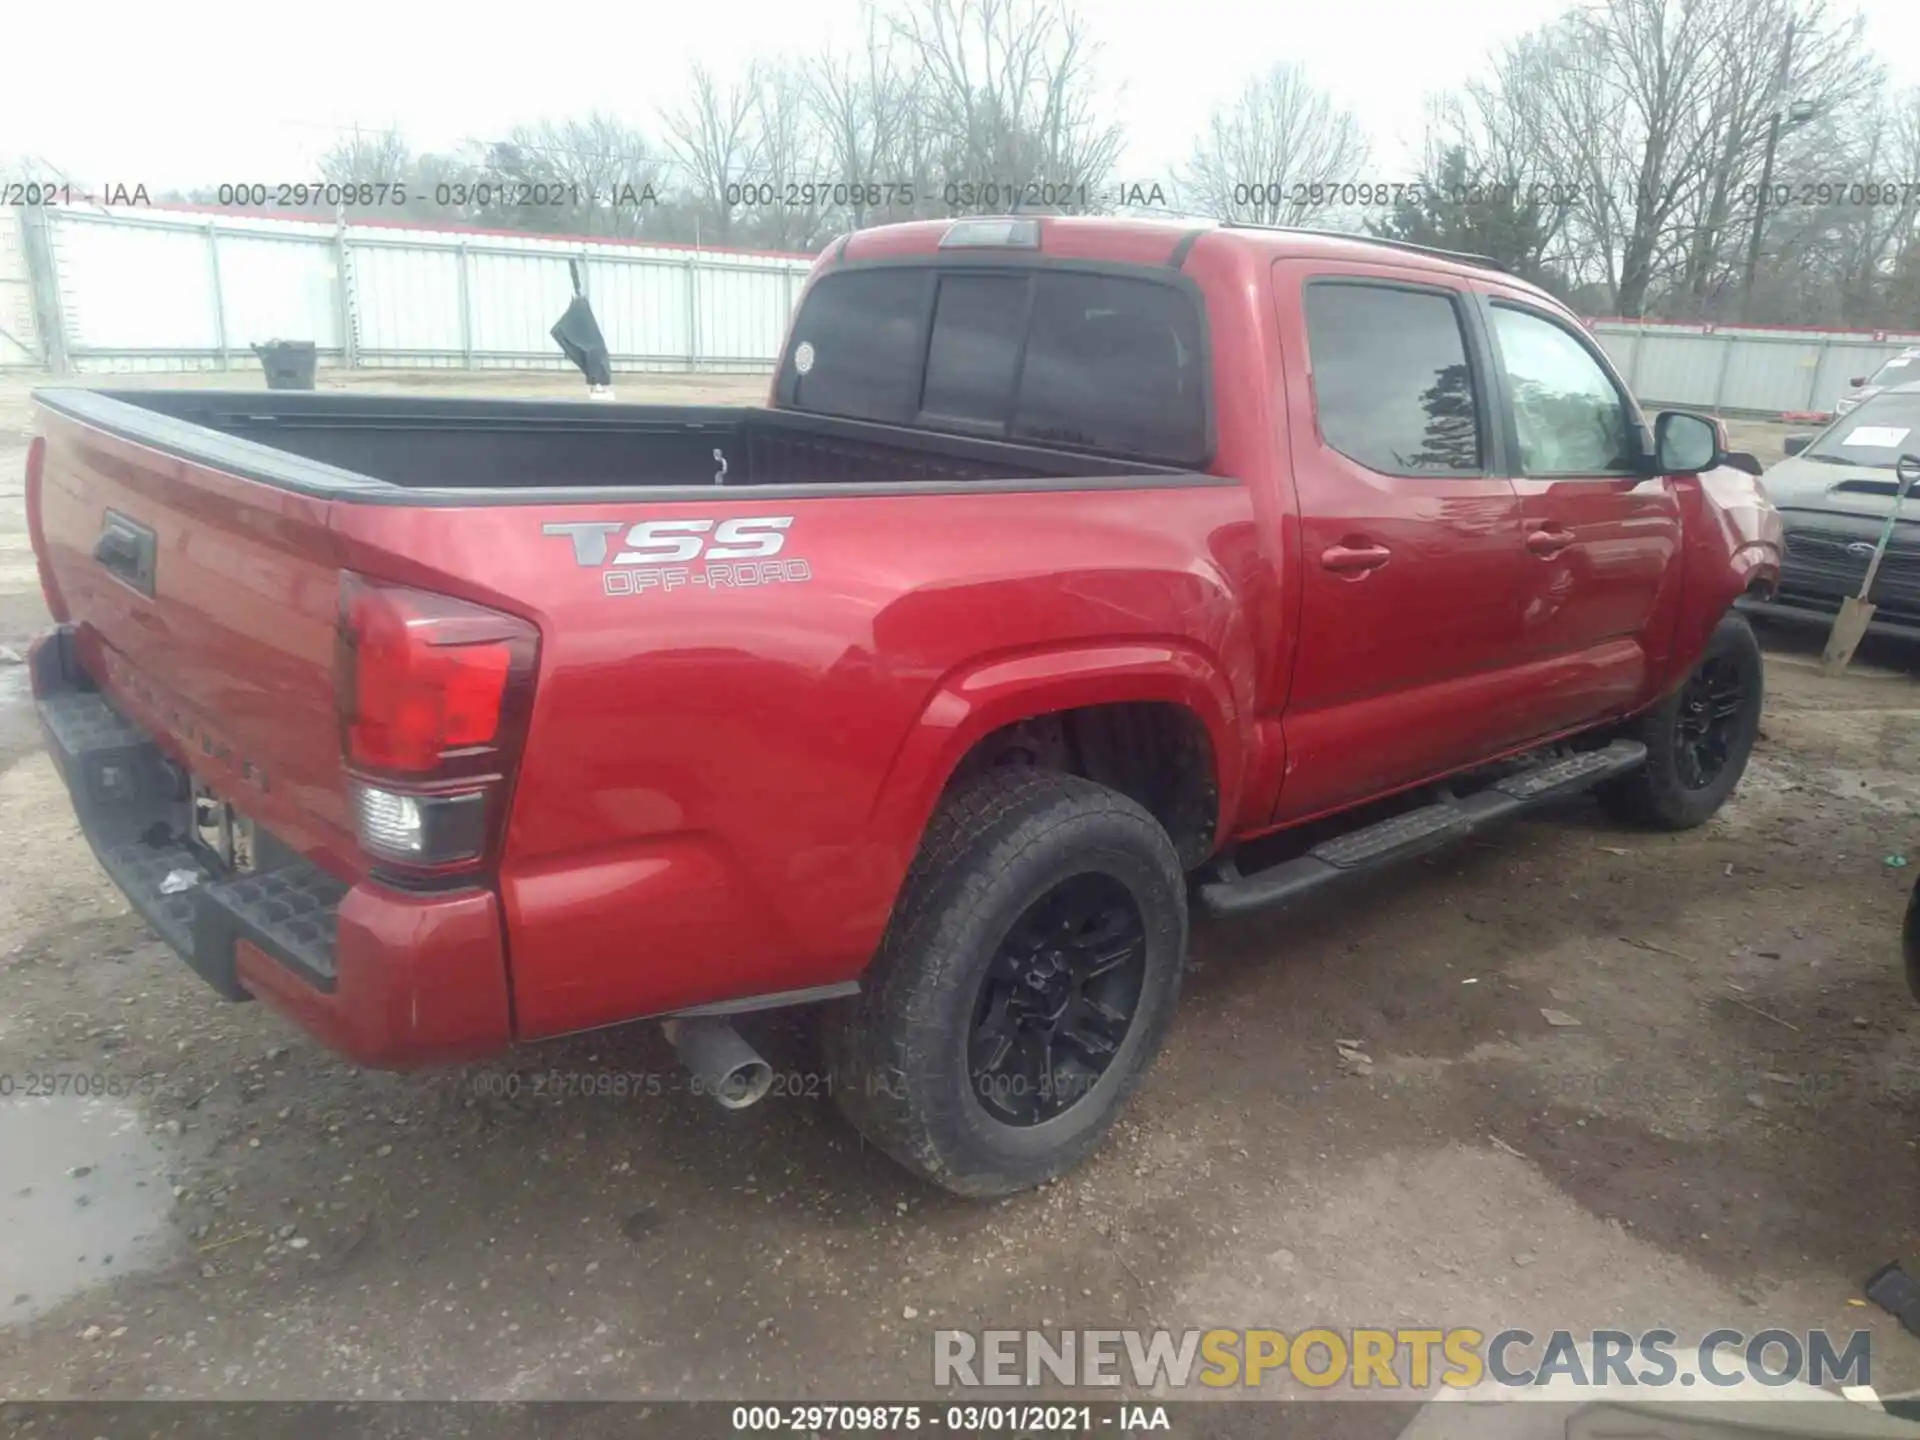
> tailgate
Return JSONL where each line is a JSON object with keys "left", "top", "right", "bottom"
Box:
{"left": 33, "top": 411, "right": 353, "bottom": 868}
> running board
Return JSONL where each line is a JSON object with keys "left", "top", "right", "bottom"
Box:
{"left": 1196, "top": 741, "right": 1648, "bottom": 919}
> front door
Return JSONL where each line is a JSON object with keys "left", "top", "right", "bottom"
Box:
{"left": 1479, "top": 297, "right": 1683, "bottom": 738}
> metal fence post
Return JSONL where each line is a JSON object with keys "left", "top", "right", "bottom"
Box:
{"left": 18, "top": 205, "right": 69, "bottom": 374}
{"left": 333, "top": 224, "right": 357, "bottom": 370}
{"left": 686, "top": 255, "right": 701, "bottom": 372}
{"left": 1620, "top": 329, "right": 1643, "bottom": 394}
{"left": 1709, "top": 336, "right": 1735, "bottom": 412}
{"left": 1806, "top": 337, "right": 1827, "bottom": 411}
{"left": 456, "top": 243, "right": 473, "bottom": 369}
{"left": 205, "top": 223, "right": 230, "bottom": 369}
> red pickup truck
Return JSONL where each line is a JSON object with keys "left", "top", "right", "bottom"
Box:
{"left": 26, "top": 216, "right": 1781, "bottom": 1196}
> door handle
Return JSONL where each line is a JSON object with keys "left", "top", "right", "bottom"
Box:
{"left": 1526, "top": 527, "right": 1575, "bottom": 557}
{"left": 1320, "top": 542, "right": 1392, "bottom": 576}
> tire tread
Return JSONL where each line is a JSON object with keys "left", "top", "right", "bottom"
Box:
{"left": 823, "top": 768, "right": 1184, "bottom": 1196}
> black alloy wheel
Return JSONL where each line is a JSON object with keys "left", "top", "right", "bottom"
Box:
{"left": 1673, "top": 653, "right": 1747, "bottom": 791}
{"left": 821, "top": 768, "right": 1187, "bottom": 1196}
{"left": 967, "top": 873, "right": 1147, "bottom": 1126}
{"left": 1599, "top": 611, "right": 1764, "bottom": 831}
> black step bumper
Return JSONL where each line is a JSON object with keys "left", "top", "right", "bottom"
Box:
{"left": 30, "top": 626, "right": 347, "bottom": 1000}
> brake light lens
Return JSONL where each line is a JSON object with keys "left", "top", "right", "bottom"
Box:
{"left": 335, "top": 574, "right": 539, "bottom": 876}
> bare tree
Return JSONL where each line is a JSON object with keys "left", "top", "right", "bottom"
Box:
{"left": 661, "top": 64, "right": 763, "bottom": 242}
{"left": 482, "top": 112, "right": 661, "bottom": 237}
{"left": 1181, "top": 63, "right": 1369, "bottom": 227}
{"left": 745, "top": 58, "right": 833, "bottom": 249}
{"left": 807, "top": 6, "right": 928, "bottom": 228}
{"left": 1417, "top": 88, "right": 1580, "bottom": 274}
{"left": 1753, "top": 81, "right": 1918, "bottom": 324}
{"left": 889, "top": 0, "right": 1124, "bottom": 205}
{"left": 319, "top": 127, "right": 412, "bottom": 187}
{"left": 1668, "top": 0, "right": 1873, "bottom": 313}
{"left": 1453, "top": 0, "right": 1877, "bottom": 317}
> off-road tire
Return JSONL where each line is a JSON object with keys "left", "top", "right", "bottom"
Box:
{"left": 821, "top": 768, "right": 1187, "bottom": 1197}
{"left": 1600, "top": 612, "right": 1764, "bottom": 830}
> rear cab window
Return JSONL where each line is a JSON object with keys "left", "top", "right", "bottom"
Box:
{"left": 1300, "top": 280, "right": 1486, "bottom": 475}
{"left": 778, "top": 264, "right": 1211, "bottom": 468}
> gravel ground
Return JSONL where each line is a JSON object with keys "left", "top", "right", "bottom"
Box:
{"left": 0, "top": 370, "right": 1915, "bottom": 1428}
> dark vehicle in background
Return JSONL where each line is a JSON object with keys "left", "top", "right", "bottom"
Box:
{"left": 1742, "top": 382, "right": 1920, "bottom": 642}
{"left": 1834, "top": 347, "right": 1920, "bottom": 418}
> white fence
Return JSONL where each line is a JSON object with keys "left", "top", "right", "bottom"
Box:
{"left": 1589, "top": 318, "right": 1920, "bottom": 417}
{"left": 7, "top": 206, "right": 1920, "bottom": 418}
{"left": 6, "top": 205, "right": 812, "bottom": 375}
{"left": 0, "top": 209, "right": 40, "bottom": 366}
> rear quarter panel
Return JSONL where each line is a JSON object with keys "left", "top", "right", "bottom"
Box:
{"left": 331, "top": 483, "right": 1262, "bottom": 1039}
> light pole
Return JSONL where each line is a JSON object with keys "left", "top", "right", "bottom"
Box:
{"left": 1740, "top": 21, "right": 1818, "bottom": 321}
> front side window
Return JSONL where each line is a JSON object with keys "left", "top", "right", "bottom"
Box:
{"left": 1301, "top": 281, "right": 1484, "bottom": 476}
{"left": 1489, "top": 305, "right": 1638, "bottom": 475}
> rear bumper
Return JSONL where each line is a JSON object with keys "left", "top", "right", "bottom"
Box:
{"left": 29, "top": 626, "right": 513, "bottom": 1068}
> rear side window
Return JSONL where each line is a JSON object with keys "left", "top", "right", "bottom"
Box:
{"left": 786, "top": 268, "right": 927, "bottom": 424}
{"left": 1302, "top": 282, "right": 1483, "bottom": 476}
{"left": 781, "top": 266, "right": 1210, "bottom": 465}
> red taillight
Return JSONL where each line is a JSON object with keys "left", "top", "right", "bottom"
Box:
{"left": 24, "top": 436, "right": 66, "bottom": 622}
{"left": 334, "top": 574, "right": 539, "bottom": 876}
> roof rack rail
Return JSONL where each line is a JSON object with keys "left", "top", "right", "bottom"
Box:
{"left": 1218, "top": 221, "right": 1510, "bottom": 274}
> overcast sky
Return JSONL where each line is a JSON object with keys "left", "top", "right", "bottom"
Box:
{"left": 7, "top": 0, "right": 1920, "bottom": 194}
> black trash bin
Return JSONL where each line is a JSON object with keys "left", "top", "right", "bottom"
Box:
{"left": 253, "top": 339, "right": 317, "bottom": 390}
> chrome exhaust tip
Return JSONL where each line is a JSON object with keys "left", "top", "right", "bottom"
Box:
{"left": 662, "top": 1017, "right": 774, "bottom": 1111}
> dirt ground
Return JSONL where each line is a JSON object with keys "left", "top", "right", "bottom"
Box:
{"left": 0, "top": 370, "right": 1916, "bottom": 1426}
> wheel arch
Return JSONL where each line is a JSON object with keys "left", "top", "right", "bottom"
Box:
{"left": 868, "top": 641, "right": 1244, "bottom": 873}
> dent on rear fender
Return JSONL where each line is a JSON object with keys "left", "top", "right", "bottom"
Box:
{"left": 1700, "top": 469, "right": 1784, "bottom": 594}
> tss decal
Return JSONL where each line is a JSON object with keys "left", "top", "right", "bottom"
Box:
{"left": 543, "top": 516, "right": 811, "bottom": 598}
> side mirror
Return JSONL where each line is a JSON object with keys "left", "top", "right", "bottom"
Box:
{"left": 1783, "top": 434, "right": 1813, "bottom": 457}
{"left": 1724, "top": 451, "right": 1764, "bottom": 478}
{"left": 1654, "top": 410, "right": 1719, "bottom": 475}
{"left": 1849, "top": 376, "right": 1867, "bottom": 388}
{"left": 1899, "top": 453, "right": 1920, "bottom": 497}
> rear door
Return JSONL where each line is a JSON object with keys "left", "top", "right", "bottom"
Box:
{"left": 1270, "top": 260, "right": 1527, "bottom": 823}
{"left": 1479, "top": 296, "right": 1681, "bottom": 736}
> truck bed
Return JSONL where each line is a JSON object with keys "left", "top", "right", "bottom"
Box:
{"left": 35, "top": 389, "right": 1190, "bottom": 501}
